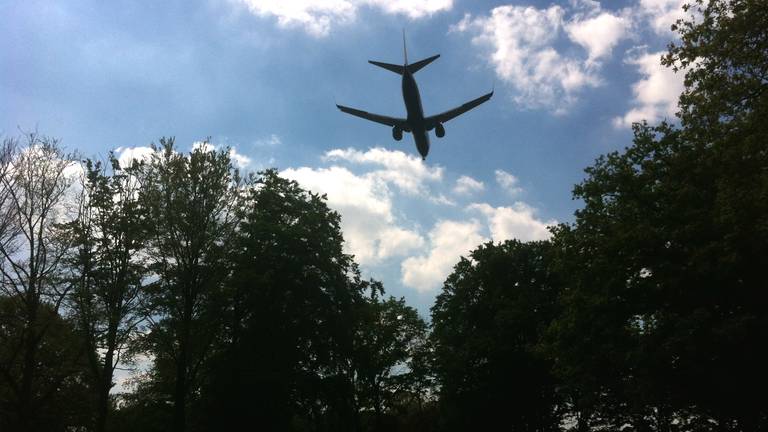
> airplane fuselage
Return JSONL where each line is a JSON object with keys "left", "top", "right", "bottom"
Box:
{"left": 402, "top": 69, "right": 430, "bottom": 159}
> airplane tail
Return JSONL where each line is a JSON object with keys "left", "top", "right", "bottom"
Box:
{"left": 369, "top": 54, "right": 440, "bottom": 75}
{"left": 368, "top": 30, "right": 439, "bottom": 75}
{"left": 368, "top": 60, "right": 406, "bottom": 75}
{"left": 407, "top": 54, "right": 439, "bottom": 74}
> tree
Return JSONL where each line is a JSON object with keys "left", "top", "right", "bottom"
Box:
{"left": 64, "top": 154, "right": 149, "bottom": 432}
{"left": 0, "top": 133, "right": 83, "bottom": 431}
{"left": 545, "top": 2, "right": 768, "bottom": 429}
{"left": 138, "top": 139, "right": 240, "bottom": 432}
{"left": 663, "top": 0, "right": 768, "bottom": 138}
{"left": 351, "top": 287, "right": 429, "bottom": 431}
{"left": 431, "top": 240, "right": 562, "bottom": 431}
{"left": 200, "top": 170, "right": 363, "bottom": 431}
{"left": 0, "top": 296, "right": 93, "bottom": 431}
{"left": 548, "top": 120, "right": 768, "bottom": 430}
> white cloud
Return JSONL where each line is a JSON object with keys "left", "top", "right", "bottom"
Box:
{"left": 401, "top": 219, "right": 487, "bottom": 292}
{"left": 281, "top": 165, "right": 424, "bottom": 264}
{"left": 453, "top": 175, "right": 484, "bottom": 196}
{"left": 282, "top": 148, "right": 554, "bottom": 294}
{"left": 324, "top": 147, "right": 443, "bottom": 196}
{"left": 613, "top": 49, "right": 684, "bottom": 128}
{"left": 638, "top": 0, "right": 686, "bottom": 35}
{"left": 191, "top": 141, "right": 216, "bottom": 153}
{"left": 114, "top": 146, "right": 155, "bottom": 168}
{"left": 566, "top": 12, "right": 630, "bottom": 65}
{"left": 468, "top": 202, "right": 554, "bottom": 242}
{"left": 451, "top": 2, "right": 630, "bottom": 114}
{"left": 235, "top": 0, "right": 452, "bottom": 37}
{"left": 229, "top": 148, "right": 252, "bottom": 168}
{"left": 191, "top": 141, "right": 251, "bottom": 168}
{"left": 494, "top": 169, "right": 522, "bottom": 197}
{"left": 430, "top": 194, "right": 456, "bottom": 206}
{"left": 254, "top": 134, "right": 282, "bottom": 147}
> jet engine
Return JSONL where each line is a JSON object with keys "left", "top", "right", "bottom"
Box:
{"left": 392, "top": 126, "right": 403, "bottom": 141}
{"left": 435, "top": 123, "right": 445, "bottom": 138}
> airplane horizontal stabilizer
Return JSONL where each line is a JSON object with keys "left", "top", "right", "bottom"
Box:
{"left": 407, "top": 55, "right": 440, "bottom": 74}
{"left": 369, "top": 60, "right": 405, "bottom": 75}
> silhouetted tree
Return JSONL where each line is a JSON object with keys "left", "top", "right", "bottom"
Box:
{"left": 199, "top": 170, "right": 363, "bottom": 431}
{"left": 544, "top": 0, "right": 768, "bottom": 428}
{"left": 64, "top": 154, "right": 149, "bottom": 432}
{"left": 0, "top": 133, "right": 85, "bottom": 431}
{"left": 663, "top": 0, "right": 767, "bottom": 138}
{"left": 351, "top": 286, "right": 429, "bottom": 431}
{"left": 0, "top": 296, "right": 93, "bottom": 431}
{"left": 546, "top": 121, "right": 768, "bottom": 429}
{"left": 431, "top": 240, "right": 562, "bottom": 431}
{"left": 137, "top": 139, "right": 240, "bottom": 432}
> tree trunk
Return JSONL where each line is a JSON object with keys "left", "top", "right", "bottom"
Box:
{"left": 19, "top": 298, "right": 39, "bottom": 432}
{"left": 96, "top": 320, "right": 119, "bottom": 432}
{"left": 173, "top": 288, "right": 193, "bottom": 432}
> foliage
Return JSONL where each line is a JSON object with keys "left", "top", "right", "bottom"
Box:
{"left": 664, "top": 0, "right": 768, "bottom": 137}
{"left": 64, "top": 153, "right": 149, "bottom": 432}
{"left": 548, "top": 117, "right": 767, "bottom": 429}
{"left": 136, "top": 138, "right": 241, "bottom": 432}
{"left": 0, "top": 296, "right": 93, "bottom": 431}
{"left": 0, "top": 133, "right": 87, "bottom": 431}
{"left": 431, "top": 240, "right": 562, "bottom": 431}
{"left": 351, "top": 289, "right": 429, "bottom": 431}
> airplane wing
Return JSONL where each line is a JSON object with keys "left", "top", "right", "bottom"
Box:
{"left": 336, "top": 104, "right": 408, "bottom": 129}
{"left": 425, "top": 91, "right": 493, "bottom": 129}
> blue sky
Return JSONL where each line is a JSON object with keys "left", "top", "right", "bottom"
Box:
{"left": 2, "top": 0, "right": 687, "bottom": 315}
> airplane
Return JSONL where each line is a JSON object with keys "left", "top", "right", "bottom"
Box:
{"left": 336, "top": 36, "right": 493, "bottom": 160}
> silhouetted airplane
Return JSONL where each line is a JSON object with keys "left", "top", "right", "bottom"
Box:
{"left": 336, "top": 36, "right": 493, "bottom": 160}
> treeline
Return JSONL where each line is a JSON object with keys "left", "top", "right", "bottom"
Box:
{"left": 1, "top": 0, "right": 766, "bottom": 431}
{"left": 0, "top": 135, "right": 432, "bottom": 432}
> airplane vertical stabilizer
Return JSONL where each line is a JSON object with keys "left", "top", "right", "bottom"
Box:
{"left": 403, "top": 29, "right": 408, "bottom": 65}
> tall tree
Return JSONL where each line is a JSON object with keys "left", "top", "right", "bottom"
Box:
{"left": 139, "top": 139, "right": 240, "bottom": 432}
{"left": 0, "top": 133, "right": 83, "bottom": 431}
{"left": 200, "top": 170, "right": 363, "bottom": 431}
{"left": 431, "top": 240, "right": 562, "bottom": 431}
{"left": 548, "top": 120, "right": 768, "bottom": 430}
{"left": 64, "top": 154, "right": 149, "bottom": 432}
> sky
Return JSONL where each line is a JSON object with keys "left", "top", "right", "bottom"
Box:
{"left": 1, "top": 0, "right": 688, "bottom": 317}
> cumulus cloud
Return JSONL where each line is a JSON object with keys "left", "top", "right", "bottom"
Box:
{"left": 401, "top": 219, "right": 487, "bottom": 292}
{"left": 566, "top": 11, "right": 631, "bottom": 65}
{"left": 324, "top": 147, "right": 443, "bottom": 196}
{"left": 453, "top": 3, "right": 631, "bottom": 113}
{"left": 281, "top": 164, "right": 424, "bottom": 264}
{"left": 453, "top": 175, "right": 484, "bottom": 196}
{"left": 228, "top": 148, "right": 252, "bottom": 168}
{"left": 494, "top": 169, "right": 522, "bottom": 197}
{"left": 191, "top": 141, "right": 216, "bottom": 153}
{"left": 468, "top": 202, "right": 554, "bottom": 242}
{"left": 114, "top": 146, "right": 155, "bottom": 168}
{"left": 638, "top": 0, "right": 687, "bottom": 35}
{"left": 613, "top": 49, "right": 684, "bottom": 128}
{"left": 282, "top": 147, "right": 555, "bottom": 294}
{"left": 190, "top": 141, "right": 252, "bottom": 168}
{"left": 235, "top": 0, "right": 452, "bottom": 37}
